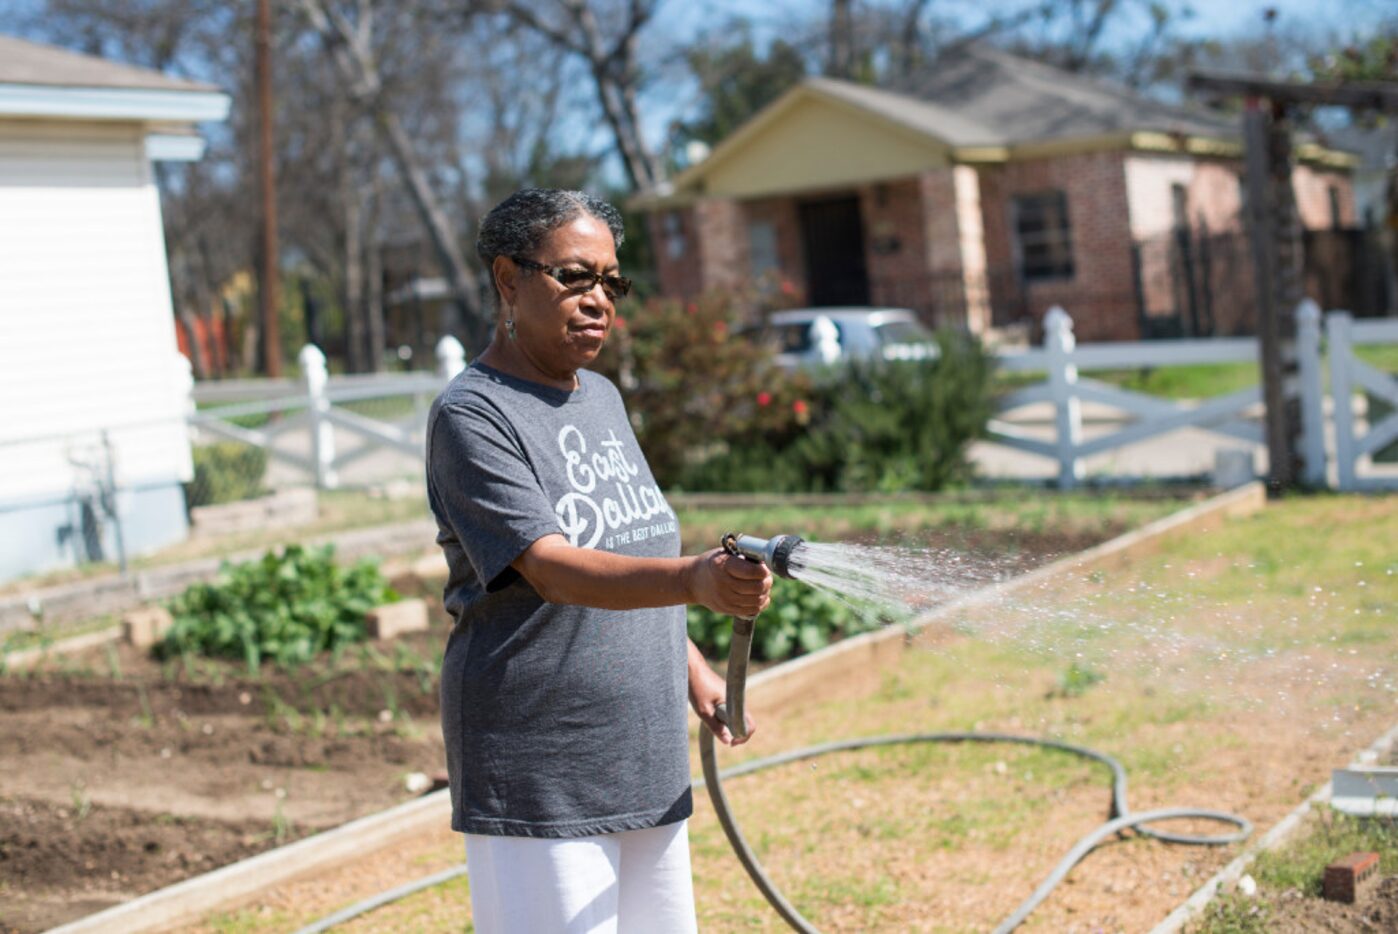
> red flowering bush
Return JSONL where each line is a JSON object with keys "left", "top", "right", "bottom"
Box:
{"left": 592, "top": 290, "right": 811, "bottom": 487}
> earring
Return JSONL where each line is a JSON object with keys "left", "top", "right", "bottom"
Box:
{"left": 505, "top": 310, "right": 516, "bottom": 341}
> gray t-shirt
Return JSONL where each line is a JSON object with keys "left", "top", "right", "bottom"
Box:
{"left": 426, "top": 362, "right": 690, "bottom": 837}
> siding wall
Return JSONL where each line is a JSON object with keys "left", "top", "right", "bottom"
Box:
{"left": 0, "top": 119, "right": 191, "bottom": 579}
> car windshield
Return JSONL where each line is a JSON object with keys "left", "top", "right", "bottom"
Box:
{"left": 768, "top": 321, "right": 843, "bottom": 353}
{"left": 873, "top": 319, "right": 932, "bottom": 345}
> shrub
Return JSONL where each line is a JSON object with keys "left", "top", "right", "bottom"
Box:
{"left": 687, "top": 576, "right": 882, "bottom": 662}
{"left": 792, "top": 332, "right": 994, "bottom": 492}
{"left": 680, "top": 331, "right": 994, "bottom": 493}
{"left": 157, "top": 544, "right": 395, "bottom": 672}
{"left": 592, "top": 291, "right": 811, "bottom": 487}
{"left": 186, "top": 442, "right": 268, "bottom": 508}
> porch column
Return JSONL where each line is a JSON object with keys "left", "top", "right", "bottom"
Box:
{"left": 918, "top": 166, "right": 990, "bottom": 334}
{"left": 695, "top": 198, "right": 746, "bottom": 293}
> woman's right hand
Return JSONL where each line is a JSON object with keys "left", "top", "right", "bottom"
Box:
{"left": 687, "top": 548, "right": 772, "bottom": 618}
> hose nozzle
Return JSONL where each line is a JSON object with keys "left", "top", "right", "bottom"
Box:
{"left": 721, "top": 532, "right": 803, "bottom": 579}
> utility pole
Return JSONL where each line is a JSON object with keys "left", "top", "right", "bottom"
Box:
{"left": 1241, "top": 96, "right": 1303, "bottom": 490}
{"left": 256, "top": 0, "right": 282, "bottom": 376}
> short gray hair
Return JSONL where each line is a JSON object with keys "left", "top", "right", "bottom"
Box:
{"left": 476, "top": 189, "right": 625, "bottom": 305}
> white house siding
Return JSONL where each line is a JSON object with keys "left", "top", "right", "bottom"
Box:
{"left": 0, "top": 119, "right": 192, "bottom": 581}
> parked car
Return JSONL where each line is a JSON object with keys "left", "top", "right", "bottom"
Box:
{"left": 752, "top": 307, "right": 939, "bottom": 370}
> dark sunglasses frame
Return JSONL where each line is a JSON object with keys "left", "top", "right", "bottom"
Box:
{"left": 512, "top": 256, "right": 632, "bottom": 300}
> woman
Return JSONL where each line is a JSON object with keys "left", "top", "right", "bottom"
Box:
{"left": 426, "top": 188, "right": 770, "bottom": 933}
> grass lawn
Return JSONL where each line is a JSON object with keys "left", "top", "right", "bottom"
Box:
{"left": 186, "top": 493, "right": 1396, "bottom": 933}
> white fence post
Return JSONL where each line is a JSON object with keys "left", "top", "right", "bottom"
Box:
{"left": 299, "top": 343, "right": 338, "bottom": 489}
{"left": 1044, "top": 306, "right": 1083, "bottom": 488}
{"left": 1327, "top": 312, "right": 1357, "bottom": 492}
{"left": 436, "top": 335, "right": 466, "bottom": 381}
{"left": 1295, "top": 299, "right": 1327, "bottom": 487}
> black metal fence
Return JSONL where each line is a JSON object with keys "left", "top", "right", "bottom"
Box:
{"left": 1132, "top": 224, "right": 1395, "bottom": 339}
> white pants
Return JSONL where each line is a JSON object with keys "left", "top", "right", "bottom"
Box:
{"left": 464, "top": 820, "right": 699, "bottom": 934}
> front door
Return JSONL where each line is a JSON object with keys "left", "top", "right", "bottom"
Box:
{"left": 798, "top": 195, "right": 870, "bottom": 306}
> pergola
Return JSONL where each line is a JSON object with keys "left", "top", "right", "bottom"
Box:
{"left": 1187, "top": 70, "right": 1398, "bottom": 490}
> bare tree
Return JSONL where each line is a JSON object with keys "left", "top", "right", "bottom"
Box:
{"left": 828, "top": 0, "right": 856, "bottom": 79}
{"left": 297, "top": 0, "right": 488, "bottom": 342}
{"left": 487, "top": 0, "right": 664, "bottom": 191}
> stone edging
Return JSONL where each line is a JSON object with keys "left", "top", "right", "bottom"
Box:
{"left": 47, "top": 482, "right": 1265, "bottom": 933}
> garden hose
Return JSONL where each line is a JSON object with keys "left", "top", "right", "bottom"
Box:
{"left": 295, "top": 531, "right": 1254, "bottom": 933}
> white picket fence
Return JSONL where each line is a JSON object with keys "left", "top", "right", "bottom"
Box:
{"left": 1328, "top": 312, "right": 1398, "bottom": 491}
{"left": 189, "top": 337, "right": 466, "bottom": 490}
{"left": 989, "top": 302, "right": 1398, "bottom": 490}
{"left": 185, "top": 306, "right": 1398, "bottom": 492}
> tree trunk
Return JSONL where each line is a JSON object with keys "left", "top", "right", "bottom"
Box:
{"left": 829, "top": 0, "right": 855, "bottom": 79}
{"left": 342, "top": 160, "right": 366, "bottom": 372}
{"left": 364, "top": 172, "right": 386, "bottom": 373}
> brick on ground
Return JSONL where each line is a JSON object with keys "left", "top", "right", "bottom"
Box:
{"left": 1324, "top": 852, "right": 1380, "bottom": 904}
{"left": 367, "top": 598, "right": 429, "bottom": 640}
{"left": 121, "top": 605, "right": 174, "bottom": 648}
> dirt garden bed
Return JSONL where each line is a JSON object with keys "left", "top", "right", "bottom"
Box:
{"left": 0, "top": 497, "right": 1162, "bottom": 934}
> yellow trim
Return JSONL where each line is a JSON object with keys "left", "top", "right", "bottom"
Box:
{"left": 952, "top": 145, "right": 1009, "bottom": 163}
{"left": 1296, "top": 142, "right": 1360, "bottom": 170}
{"left": 664, "top": 81, "right": 954, "bottom": 196}
{"left": 1184, "top": 136, "right": 1242, "bottom": 157}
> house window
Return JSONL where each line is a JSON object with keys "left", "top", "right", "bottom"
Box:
{"left": 662, "top": 211, "right": 687, "bottom": 259}
{"left": 1328, "top": 185, "right": 1343, "bottom": 230}
{"left": 748, "top": 220, "right": 779, "bottom": 279}
{"left": 1170, "top": 183, "right": 1188, "bottom": 230}
{"left": 1012, "top": 191, "right": 1074, "bottom": 281}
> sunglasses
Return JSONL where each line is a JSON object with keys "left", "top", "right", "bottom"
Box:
{"left": 512, "top": 257, "right": 632, "bottom": 300}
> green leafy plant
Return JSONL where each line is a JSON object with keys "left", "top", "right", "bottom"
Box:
{"left": 687, "top": 577, "right": 883, "bottom": 662}
{"left": 157, "top": 545, "right": 395, "bottom": 673}
{"left": 186, "top": 442, "right": 269, "bottom": 508}
{"left": 790, "top": 332, "right": 994, "bottom": 493}
{"left": 1050, "top": 662, "right": 1106, "bottom": 699}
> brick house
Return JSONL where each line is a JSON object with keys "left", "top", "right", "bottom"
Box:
{"left": 635, "top": 45, "right": 1358, "bottom": 342}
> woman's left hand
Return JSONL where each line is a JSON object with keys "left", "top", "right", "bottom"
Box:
{"left": 688, "top": 651, "right": 754, "bottom": 746}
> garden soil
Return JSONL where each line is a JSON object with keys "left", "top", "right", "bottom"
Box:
{"left": 0, "top": 525, "right": 1167, "bottom": 933}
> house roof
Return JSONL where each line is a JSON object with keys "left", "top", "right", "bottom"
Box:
{"left": 635, "top": 44, "right": 1355, "bottom": 208}
{"left": 0, "top": 34, "right": 228, "bottom": 127}
{"left": 0, "top": 34, "right": 216, "bottom": 93}
{"left": 893, "top": 44, "right": 1236, "bottom": 146}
